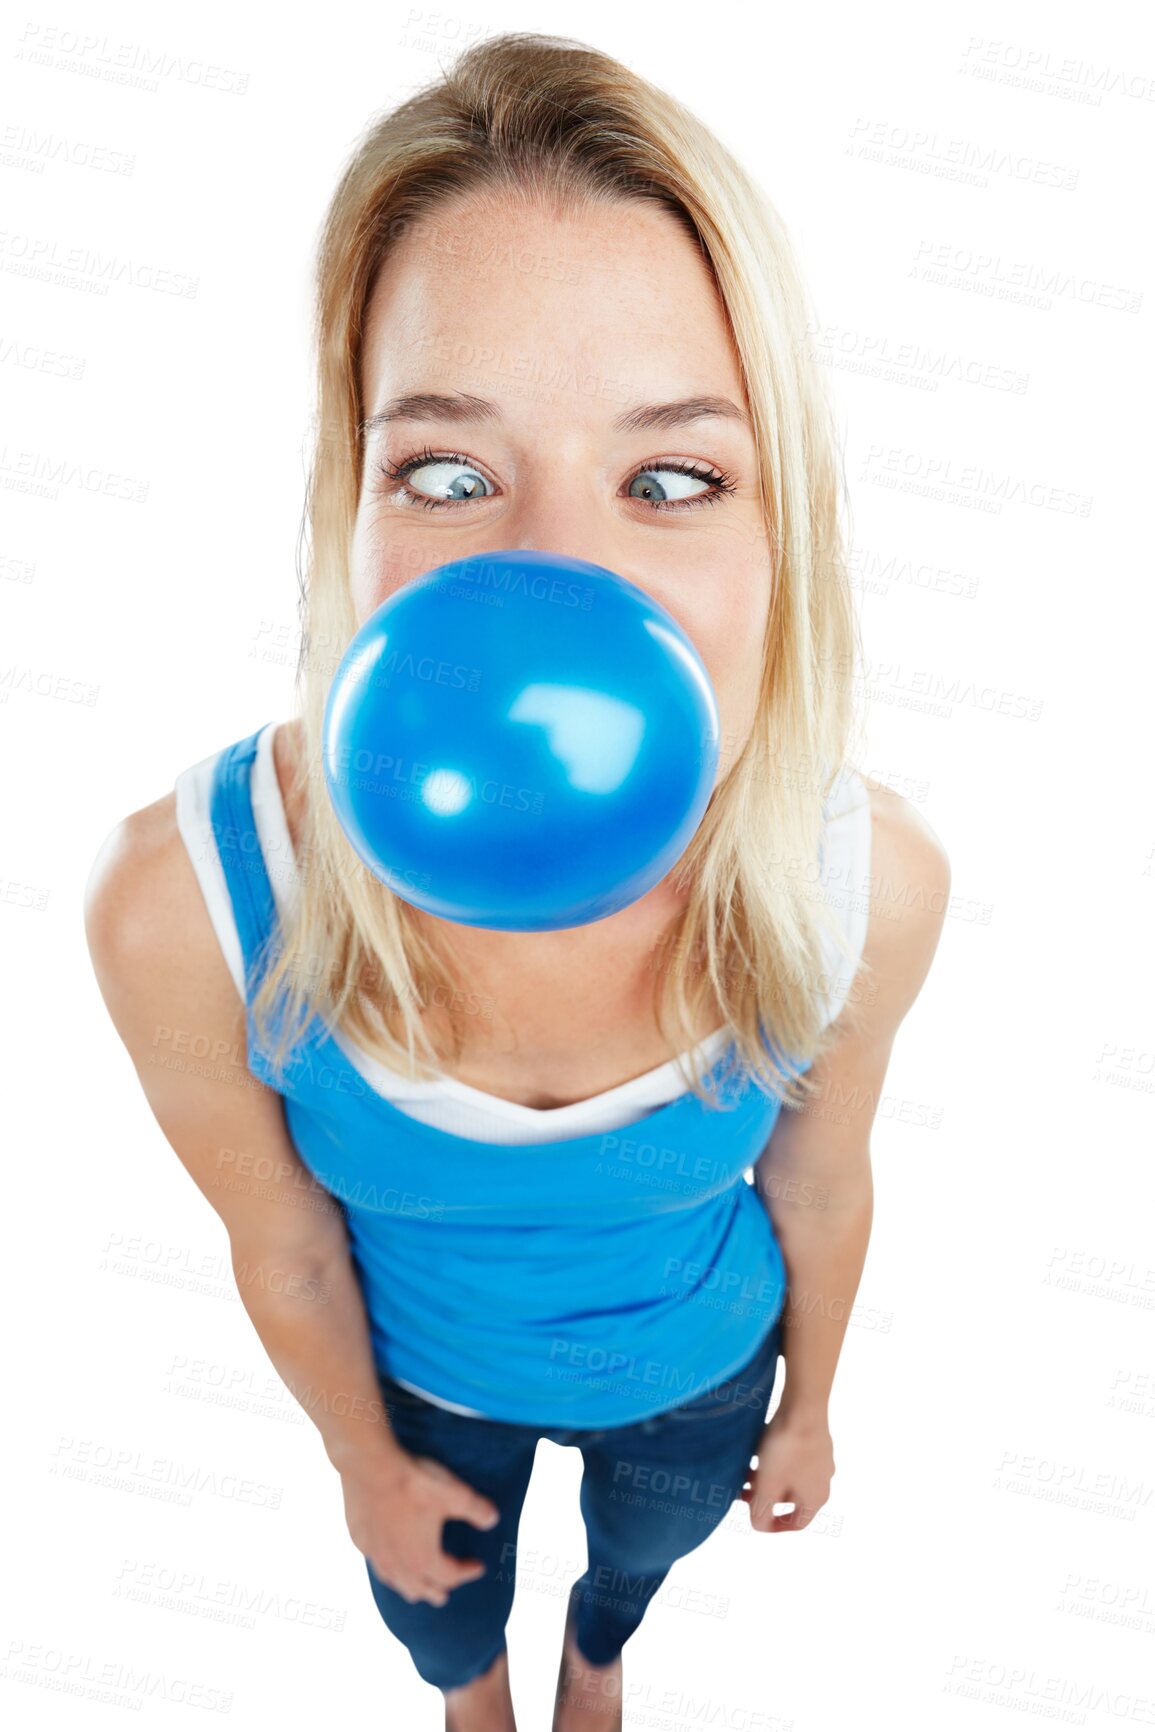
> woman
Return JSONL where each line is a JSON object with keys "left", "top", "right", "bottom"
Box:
{"left": 84, "top": 32, "right": 949, "bottom": 1732}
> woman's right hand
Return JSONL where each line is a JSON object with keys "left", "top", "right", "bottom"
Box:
{"left": 339, "top": 1447, "right": 502, "bottom": 1606}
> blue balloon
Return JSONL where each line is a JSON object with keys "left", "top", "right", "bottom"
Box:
{"left": 321, "top": 549, "right": 721, "bottom": 931}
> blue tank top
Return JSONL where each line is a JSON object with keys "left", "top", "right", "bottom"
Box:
{"left": 210, "top": 726, "right": 811, "bottom": 1427}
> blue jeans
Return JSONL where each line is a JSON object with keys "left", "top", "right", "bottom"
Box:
{"left": 365, "top": 1316, "right": 782, "bottom": 1690}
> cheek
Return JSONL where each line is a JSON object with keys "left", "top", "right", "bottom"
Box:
{"left": 680, "top": 569, "right": 770, "bottom": 690}
{"left": 675, "top": 572, "right": 769, "bottom": 759}
{"left": 348, "top": 517, "right": 432, "bottom": 625}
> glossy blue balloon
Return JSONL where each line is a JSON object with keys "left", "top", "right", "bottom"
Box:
{"left": 321, "top": 549, "right": 721, "bottom": 931}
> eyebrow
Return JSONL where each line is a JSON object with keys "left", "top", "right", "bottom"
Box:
{"left": 359, "top": 391, "right": 751, "bottom": 439}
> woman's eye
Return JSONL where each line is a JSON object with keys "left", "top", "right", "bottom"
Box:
{"left": 625, "top": 463, "right": 730, "bottom": 508}
{"left": 379, "top": 450, "right": 494, "bottom": 510}
{"left": 375, "top": 448, "right": 735, "bottom": 513}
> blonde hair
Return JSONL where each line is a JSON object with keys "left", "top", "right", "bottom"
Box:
{"left": 251, "top": 30, "right": 870, "bottom": 1112}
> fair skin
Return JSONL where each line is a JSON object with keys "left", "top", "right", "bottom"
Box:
{"left": 86, "top": 187, "right": 949, "bottom": 1732}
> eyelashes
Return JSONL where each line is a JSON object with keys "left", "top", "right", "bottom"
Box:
{"left": 374, "top": 446, "right": 738, "bottom": 514}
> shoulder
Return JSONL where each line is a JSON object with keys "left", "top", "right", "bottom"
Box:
{"left": 85, "top": 778, "right": 248, "bottom": 1089}
{"left": 85, "top": 788, "right": 201, "bottom": 969}
{"left": 854, "top": 773, "right": 951, "bottom": 1034}
{"left": 85, "top": 722, "right": 285, "bottom": 1000}
{"left": 84, "top": 786, "right": 246, "bottom": 1082}
{"left": 86, "top": 718, "right": 301, "bottom": 995}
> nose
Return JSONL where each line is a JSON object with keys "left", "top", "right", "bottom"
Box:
{"left": 496, "top": 490, "right": 629, "bottom": 583}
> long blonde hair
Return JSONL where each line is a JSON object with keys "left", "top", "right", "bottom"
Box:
{"left": 251, "top": 30, "right": 869, "bottom": 1112}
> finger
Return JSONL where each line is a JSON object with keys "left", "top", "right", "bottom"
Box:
{"left": 439, "top": 1553, "right": 488, "bottom": 1588}
{"left": 769, "top": 1500, "right": 808, "bottom": 1530}
{"left": 763, "top": 1503, "right": 802, "bottom": 1531}
{"left": 416, "top": 1560, "right": 485, "bottom": 1605}
{"left": 414, "top": 1461, "right": 501, "bottom": 1530}
{"left": 436, "top": 1495, "right": 501, "bottom": 1531}
{"left": 746, "top": 1488, "right": 790, "bottom": 1530}
{"left": 454, "top": 1495, "right": 500, "bottom": 1530}
{"left": 438, "top": 1478, "right": 501, "bottom": 1531}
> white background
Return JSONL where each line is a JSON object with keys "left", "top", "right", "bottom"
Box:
{"left": 3, "top": 0, "right": 1153, "bottom": 1727}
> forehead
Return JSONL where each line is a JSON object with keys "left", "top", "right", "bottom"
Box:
{"left": 359, "top": 192, "right": 745, "bottom": 426}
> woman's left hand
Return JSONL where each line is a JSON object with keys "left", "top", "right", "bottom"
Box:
{"left": 738, "top": 1410, "right": 835, "bottom": 1532}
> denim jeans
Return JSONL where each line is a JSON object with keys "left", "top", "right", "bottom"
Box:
{"left": 364, "top": 1316, "right": 782, "bottom": 1691}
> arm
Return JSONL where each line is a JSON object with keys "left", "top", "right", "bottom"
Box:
{"left": 83, "top": 795, "right": 405, "bottom": 1478}
{"left": 745, "top": 783, "right": 950, "bottom": 1527}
